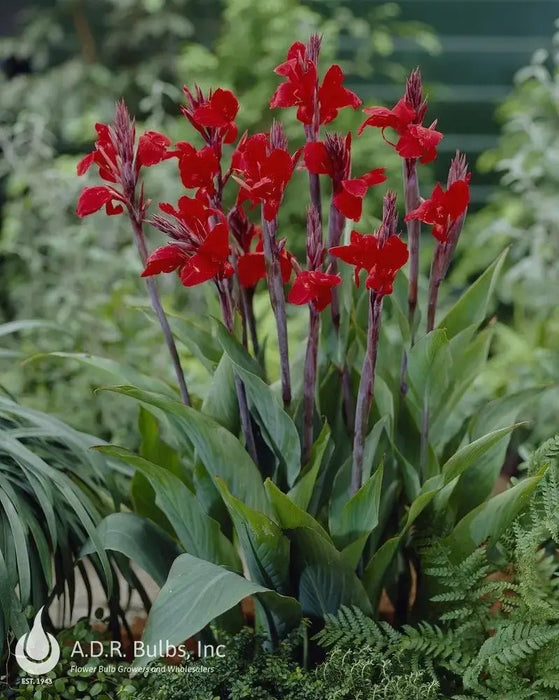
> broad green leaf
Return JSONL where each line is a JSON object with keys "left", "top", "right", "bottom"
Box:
{"left": 216, "top": 480, "right": 290, "bottom": 593}
{"left": 362, "top": 416, "right": 390, "bottom": 483}
{"left": 406, "top": 329, "right": 449, "bottom": 407}
{"left": 442, "top": 426, "right": 516, "bottom": 484}
{"left": 137, "top": 554, "right": 269, "bottom": 665}
{"left": 80, "top": 513, "right": 180, "bottom": 587}
{"left": 253, "top": 592, "right": 302, "bottom": 642}
{"left": 215, "top": 321, "right": 265, "bottom": 378}
{"left": 438, "top": 248, "right": 507, "bottom": 338}
{"left": 216, "top": 481, "right": 300, "bottom": 639}
{"left": 201, "top": 354, "right": 240, "bottom": 434}
{"left": 105, "top": 386, "right": 270, "bottom": 516}
{"left": 265, "top": 480, "right": 331, "bottom": 543}
{"left": 232, "top": 364, "right": 301, "bottom": 488}
{"left": 445, "top": 475, "right": 545, "bottom": 560}
{"left": 134, "top": 409, "right": 188, "bottom": 533}
{"left": 289, "top": 526, "right": 373, "bottom": 617}
{"left": 167, "top": 314, "right": 222, "bottom": 371}
{"left": 362, "top": 536, "right": 401, "bottom": 609}
{"left": 330, "top": 466, "right": 383, "bottom": 553}
{"left": 456, "top": 389, "right": 541, "bottom": 514}
{"left": 95, "top": 446, "right": 239, "bottom": 571}
{"left": 289, "top": 423, "right": 331, "bottom": 511}
{"left": 403, "top": 488, "right": 440, "bottom": 532}
{"left": 341, "top": 534, "right": 370, "bottom": 569}
{"left": 430, "top": 326, "right": 493, "bottom": 445}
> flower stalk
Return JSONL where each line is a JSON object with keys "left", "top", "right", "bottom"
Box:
{"left": 261, "top": 215, "right": 291, "bottom": 407}
{"left": 109, "top": 102, "right": 192, "bottom": 406}
{"left": 351, "top": 291, "right": 383, "bottom": 494}
{"left": 344, "top": 193, "right": 406, "bottom": 494}
{"left": 424, "top": 152, "right": 470, "bottom": 332}
{"left": 217, "top": 279, "right": 259, "bottom": 464}
{"left": 302, "top": 206, "right": 324, "bottom": 462}
{"left": 128, "top": 212, "right": 191, "bottom": 406}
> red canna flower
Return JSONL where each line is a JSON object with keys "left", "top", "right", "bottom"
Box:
{"left": 358, "top": 97, "right": 416, "bottom": 136}
{"left": 330, "top": 230, "right": 408, "bottom": 295}
{"left": 143, "top": 195, "right": 233, "bottom": 287}
{"left": 333, "top": 168, "right": 387, "bottom": 221}
{"left": 405, "top": 178, "right": 470, "bottom": 243}
{"left": 270, "top": 40, "right": 361, "bottom": 126}
{"left": 365, "top": 236, "right": 409, "bottom": 295}
{"left": 395, "top": 123, "right": 443, "bottom": 164}
{"left": 182, "top": 86, "right": 239, "bottom": 145}
{"left": 288, "top": 270, "right": 341, "bottom": 311}
{"left": 304, "top": 136, "right": 383, "bottom": 220}
{"left": 233, "top": 132, "right": 299, "bottom": 221}
{"left": 237, "top": 236, "right": 293, "bottom": 289}
{"left": 76, "top": 123, "right": 119, "bottom": 183}
{"left": 76, "top": 109, "right": 172, "bottom": 218}
{"left": 358, "top": 70, "right": 443, "bottom": 164}
{"left": 303, "top": 133, "right": 352, "bottom": 182}
{"left": 142, "top": 223, "right": 233, "bottom": 287}
{"left": 270, "top": 41, "right": 317, "bottom": 125}
{"left": 157, "top": 194, "right": 220, "bottom": 243}
{"left": 171, "top": 142, "right": 219, "bottom": 194}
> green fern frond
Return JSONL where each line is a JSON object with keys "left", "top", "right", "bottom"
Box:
{"left": 477, "top": 621, "right": 559, "bottom": 670}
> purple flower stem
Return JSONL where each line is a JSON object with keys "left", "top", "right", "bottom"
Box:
{"left": 242, "top": 286, "right": 260, "bottom": 356}
{"left": 217, "top": 280, "right": 259, "bottom": 464}
{"left": 403, "top": 157, "right": 421, "bottom": 334}
{"left": 303, "top": 305, "right": 320, "bottom": 464}
{"left": 327, "top": 201, "right": 355, "bottom": 433}
{"left": 128, "top": 213, "right": 191, "bottom": 406}
{"left": 351, "top": 292, "right": 383, "bottom": 495}
{"left": 426, "top": 244, "right": 445, "bottom": 333}
{"left": 261, "top": 215, "right": 291, "bottom": 407}
{"left": 400, "top": 157, "right": 420, "bottom": 398}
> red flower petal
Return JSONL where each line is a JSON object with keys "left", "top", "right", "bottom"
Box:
{"left": 137, "top": 131, "right": 172, "bottom": 168}
{"left": 333, "top": 189, "right": 362, "bottom": 221}
{"left": 287, "top": 270, "right": 341, "bottom": 310}
{"left": 318, "top": 64, "right": 362, "bottom": 125}
{"left": 361, "top": 168, "right": 387, "bottom": 187}
{"left": 303, "top": 142, "right": 333, "bottom": 176}
{"left": 198, "top": 222, "right": 230, "bottom": 262}
{"left": 76, "top": 186, "right": 115, "bottom": 217}
{"left": 396, "top": 124, "right": 443, "bottom": 161}
{"left": 105, "top": 200, "right": 124, "bottom": 216}
{"left": 358, "top": 98, "right": 415, "bottom": 136}
{"left": 180, "top": 254, "right": 220, "bottom": 287}
{"left": 76, "top": 152, "right": 95, "bottom": 176}
{"left": 445, "top": 180, "right": 470, "bottom": 219}
{"left": 270, "top": 81, "right": 299, "bottom": 110}
{"left": 141, "top": 245, "right": 189, "bottom": 277}
{"left": 238, "top": 252, "right": 267, "bottom": 288}
{"left": 280, "top": 251, "right": 293, "bottom": 284}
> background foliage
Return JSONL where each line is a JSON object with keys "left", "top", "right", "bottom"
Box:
{"left": 0, "top": 0, "right": 435, "bottom": 444}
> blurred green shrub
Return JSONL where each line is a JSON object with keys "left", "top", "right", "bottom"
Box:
{"left": 0, "top": 0, "right": 437, "bottom": 441}
{"left": 451, "top": 25, "right": 559, "bottom": 448}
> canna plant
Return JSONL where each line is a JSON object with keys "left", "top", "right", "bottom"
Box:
{"left": 76, "top": 36, "right": 546, "bottom": 658}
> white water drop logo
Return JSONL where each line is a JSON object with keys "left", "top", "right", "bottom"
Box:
{"left": 15, "top": 607, "right": 60, "bottom": 675}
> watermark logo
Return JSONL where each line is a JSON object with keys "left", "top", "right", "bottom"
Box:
{"left": 15, "top": 607, "right": 60, "bottom": 675}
